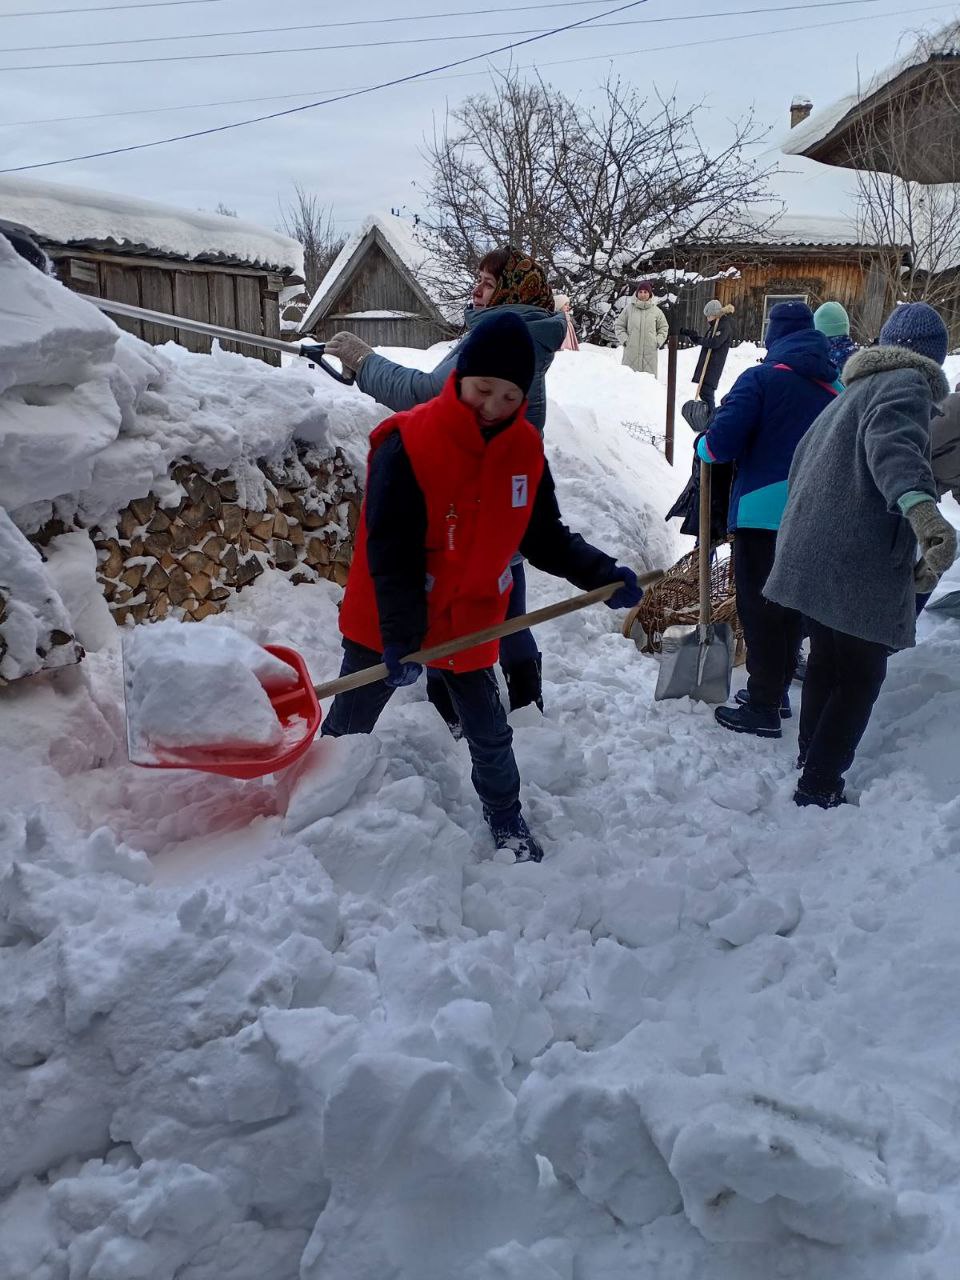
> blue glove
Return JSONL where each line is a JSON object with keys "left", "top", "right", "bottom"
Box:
{"left": 382, "top": 643, "right": 423, "bottom": 688}
{"left": 606, "top": 567, "right": 643, "bottom": 610}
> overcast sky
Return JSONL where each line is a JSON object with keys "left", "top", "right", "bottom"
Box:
{"left": 0, "top": 0, "right": 956, "bottom": 237}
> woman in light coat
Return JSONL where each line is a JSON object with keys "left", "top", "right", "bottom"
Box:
{"left": 615, "top": 280, "right": 668, "bottom": 376}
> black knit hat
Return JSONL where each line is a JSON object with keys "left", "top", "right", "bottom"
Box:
{"left": 456, "top": 310, "right": 536, "bottom": 395}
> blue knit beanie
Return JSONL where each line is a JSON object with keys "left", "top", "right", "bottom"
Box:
{"left": 457, "top": 309, "right": 535, "bottom": 395}
{"left": 813, "top": 301, "right": 850, "bottom": 338}
{"left": 765, "top": 301, "right": 814, "bottom": 349}
{"left": 879, "top": 302, "right": 949, "bottom": 366}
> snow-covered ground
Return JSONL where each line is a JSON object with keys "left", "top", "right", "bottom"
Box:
{"left": 3, "top": 265, "right": 960, "bottom": 1280}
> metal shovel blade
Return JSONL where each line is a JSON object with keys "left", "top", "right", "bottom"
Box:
{"left": 654, "top": 621, "right": 735, "bottom": 703}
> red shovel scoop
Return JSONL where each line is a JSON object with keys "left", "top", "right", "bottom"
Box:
{"left": 124, "top": 573, "right": 663, "bottom": 780}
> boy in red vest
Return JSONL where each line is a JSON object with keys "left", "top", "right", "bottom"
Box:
{"left": 323, "top": 310, "right": 642, "bottom": 863}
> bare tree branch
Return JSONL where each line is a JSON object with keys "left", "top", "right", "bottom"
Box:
{"left": 417, "top": 69, "right": 777, "bottom": 339}
{"left": 277, "top": 184, "right": 345, "bottom": 298}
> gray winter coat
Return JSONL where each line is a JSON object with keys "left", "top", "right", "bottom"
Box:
{"left": 765, "top": 345, "right": 948, "bottom": 651}
{"left": 355, "top": 303, "right": 566, "bottom": 434}
{"left": 615, "top": 297, "right": 669, "bottom": 376}
{"left": 932, "top": 391, "right": 960, "bottom": 501}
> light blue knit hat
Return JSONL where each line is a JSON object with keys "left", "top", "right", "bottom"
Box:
{"left": 879, "top": 302, "right": 949, "bottom": 366}
{"left": 813, "top": 301, "right": 850, "bottom": 338}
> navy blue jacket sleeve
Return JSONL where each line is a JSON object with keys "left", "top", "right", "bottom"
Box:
{"left": 364, "top": 433, "right": 427, "bottom": 650}
{"left": 520, "top": 462, "right": 620, "bottom": 589}
{"left": 701, "top": 367, "right": 765, "bottom": 464}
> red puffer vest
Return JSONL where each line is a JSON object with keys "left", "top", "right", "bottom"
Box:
{"left": 339, "top": 373, "right": 545, "bottom": 672}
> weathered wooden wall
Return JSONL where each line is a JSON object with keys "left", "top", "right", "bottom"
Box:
{"left": 307, "top": 239, "right": 454, "bottom": 349}
{"left": 652, "top": 248, "right": 898, "bottom": 344}
{"left": 49, "top": 250, "right": 284, "bottom": 363}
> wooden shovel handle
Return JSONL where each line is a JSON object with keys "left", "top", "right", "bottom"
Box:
{"left": 694, "top": 320, "right": 719, "bottom": 400}
{"left": 312, "top": 569, "right": 665, "bottom": 701}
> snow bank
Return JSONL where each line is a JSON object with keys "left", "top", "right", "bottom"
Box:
{"left": 0, "top": 238, "right": 352, "bottom": 530}
{"left": 0, "top": 174, "right": 303, "bottom": 274}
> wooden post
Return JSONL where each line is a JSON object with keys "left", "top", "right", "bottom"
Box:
{"left": 665, "top": 331, "right": 678, "bottom": 466}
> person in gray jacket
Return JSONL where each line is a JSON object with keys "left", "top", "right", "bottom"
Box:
{"left": 765, "top": 303, "right": 957, "bottom": 809}
{"left": 324, "top": 246, "right": 566, "bottom": 726}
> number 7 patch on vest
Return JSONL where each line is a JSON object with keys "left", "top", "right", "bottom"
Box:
{"left": 512, "top": 475, "right": 529, "bottom": 508}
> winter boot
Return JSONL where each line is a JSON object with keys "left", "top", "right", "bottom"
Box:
{"left": 504, "top": 655, "right": 544, "bottom": 714}
{"left": 486, "top": 808, "right": 544, "bottom": 864}
{"left": 794, "top": 776, "right": 846, "bottom": 810}
{"left": 714, "top": 702, "right": 782, "bottom": 739}
{"left": 426, "top": 674, "right": 463, "bottom": 741}
{"left": 793, "top": 653, "right": 808, "bottom": 683}
{"left": 735, "top": 688, "right": 792, "bottom": 719}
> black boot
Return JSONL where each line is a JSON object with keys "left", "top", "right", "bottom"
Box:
{"left": 504, "top": 655, "right": 544, "bottom": 713}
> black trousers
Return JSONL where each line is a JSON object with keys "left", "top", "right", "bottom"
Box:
{"left": 734, "top": 529, "right": 803, "bottom": 712}
{"left": 322, "top": 640, "right": 521, "bottom": 821}
{"left": 700, "top": 385, "right": 717, "bottom": 412}
{"left": 799, "top": 620, "right": 889, "bottom": 791}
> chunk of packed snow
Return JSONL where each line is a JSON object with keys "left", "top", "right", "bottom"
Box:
{"left": 123, "top": 620, "right": 296, "bottom": 755}
{"left": 0, "top": 508, "right": 80, "bottom": 682}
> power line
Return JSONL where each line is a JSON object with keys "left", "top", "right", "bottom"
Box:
{"left": 0, "top": 0, "right": 897, "bottom": 127}
{"left": 0, "top": 0, "right": 895, "bottom": 71}
{"left": 1, "top": 0, "right": 612, "bottom": 51}
{"left": 0, "top": 0, "right": 232, "bottom": 16}
{"left": 2, "top": 0, "right": 952, "bottom": 171}
{"left": 0, "top": 0, "right": 876, "bottom": 53}
{"left": 0, "top": 0, "right": 649, "bottom": 172}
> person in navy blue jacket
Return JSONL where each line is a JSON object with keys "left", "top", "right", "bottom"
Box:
{"left": 696, "top": 301, "right": 842, "bottom": 739}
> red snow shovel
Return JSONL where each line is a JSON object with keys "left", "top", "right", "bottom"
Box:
{"left": 124, "top": 572, "right": 664, "bottom": 780}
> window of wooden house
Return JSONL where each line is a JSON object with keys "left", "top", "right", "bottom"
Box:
{"left": 762, "top": 292, "right": 808, "bottom": 340}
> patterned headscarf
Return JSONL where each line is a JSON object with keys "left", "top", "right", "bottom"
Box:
{"left": 487, "top": 247, "right": 555, "bottom": 312}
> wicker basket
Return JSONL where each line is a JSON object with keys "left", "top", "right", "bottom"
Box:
{"left": 628, "top": 545, "right": 745, "bottom": 663}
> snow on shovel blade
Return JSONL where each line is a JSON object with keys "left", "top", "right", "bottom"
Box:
{"left": 654, "top": 622, "right": 735, "bottom": 704}
{"left": 122, "top": 641, "right": 321, "bottom": 779}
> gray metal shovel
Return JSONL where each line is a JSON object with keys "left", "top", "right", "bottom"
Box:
{"left": 655, "top": 459, "right": 735, "bottom": 703}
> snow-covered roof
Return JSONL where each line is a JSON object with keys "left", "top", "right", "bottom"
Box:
{"left": 300, "top": 212, "right": 453, "bottom": 332}
{"left": 782, "top": 21, "right": 960, "bottom": 177}
{"left": 0, "top": 175, "right": 304, "bottom": 276}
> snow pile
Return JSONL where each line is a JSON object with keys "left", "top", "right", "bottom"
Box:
{"left": 0, "top": 236, "right": 358, "bottom": 530}
{"left": 0, "top": 174, "right": 303, "bottom": 274}
{"left": 123, "top": 621, "right": 297, "bottom": 757}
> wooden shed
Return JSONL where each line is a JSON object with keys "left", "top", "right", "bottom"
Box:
{"left": 782, "top": 22, "right": 960, "bottom": 185}
{"left": 0, "top": 175, "right": 304, "bottom": 365}
{"left": 644, "top": 216, "right": 905, "bottom": 344}
{"left": 298, "top": 212, "right": 458, "bottom": 348}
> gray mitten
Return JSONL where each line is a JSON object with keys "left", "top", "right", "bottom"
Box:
{"left": 908, "top": 499, "right": 958, "bottom": 587}
{"left": 915, "top": 562, "right": 940, "bottom": 594}
{"left": 324, "top": 331, "right": 373, "bottom": 373}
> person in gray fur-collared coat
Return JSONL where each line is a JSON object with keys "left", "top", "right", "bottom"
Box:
{"left": 765, "top": 302, "right": 958, "bottom": 809}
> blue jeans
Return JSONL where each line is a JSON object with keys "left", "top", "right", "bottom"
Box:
{"left": 322, "top": 640, "right": 521, "bottom": 821}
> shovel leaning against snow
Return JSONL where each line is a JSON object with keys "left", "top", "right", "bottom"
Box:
{"left": 654, "top": 461, "right": 735, "bottom": 703}
{"left": 124, "top": 571, "right": 664, "bottom": 780}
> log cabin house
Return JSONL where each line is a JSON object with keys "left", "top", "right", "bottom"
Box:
{"left": 643, "top": 215, "right": 906, "bottom": 344}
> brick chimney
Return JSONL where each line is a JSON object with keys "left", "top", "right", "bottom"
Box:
{"left": 791, "top": 97, "right": 813, "bottom": 128}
